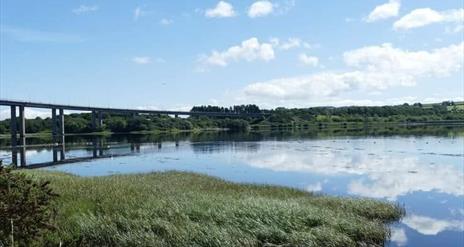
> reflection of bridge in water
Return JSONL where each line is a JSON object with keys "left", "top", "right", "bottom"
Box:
{"left": 7, "top": 138, "right": 180, "bottom": 169}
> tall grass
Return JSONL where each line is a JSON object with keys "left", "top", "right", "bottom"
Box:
{"left": 24, "top": 170, "right": 404, "bottom": 246}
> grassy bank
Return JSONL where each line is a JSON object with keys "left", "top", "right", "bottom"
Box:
{"left": 0, "top": 128, "right": 226, "bottom": 139}
{"left": 21, "top": 170, "right": 404, "bottom": 246}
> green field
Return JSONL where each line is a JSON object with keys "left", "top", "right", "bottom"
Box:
{"left": 448, "top": 102, "right": 464, "bottom": 111}
{"left": 18, "top": 170, "right": 404, "bottom": 247}
{"left": 421, "top": 101, "right": 464, "bottom": 111}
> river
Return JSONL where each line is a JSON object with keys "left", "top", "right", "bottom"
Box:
{"left": 1, "top": 126, "right": 463, "bottom": 246}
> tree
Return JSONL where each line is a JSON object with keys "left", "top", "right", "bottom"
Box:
{"left": 107, "top": 117, "right": 128, "bottom": 132}
{"left": 0, "top": 166, "right": 57, "bottom": 246}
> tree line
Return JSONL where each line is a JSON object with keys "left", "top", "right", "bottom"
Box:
{"left": 0, "top": 102, "right": 462, "bottom": 134}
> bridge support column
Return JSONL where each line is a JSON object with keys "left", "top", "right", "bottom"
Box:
{"left": 10, "top": 106, "right": 17, "bottom": 145}
{"left": 92, "top": 137, "right": 98, "bottom": 158}
{"left": 11, "top": 149, "right": 18, "bottom": 167}
{"left": 10, "top": 106, "right": 18, "bottom": 165}
{"left": 58, "top": 109, "right": 65, "bottom": 160}
{"left": 18, "top": 106, "right": 26, "bottom": 145}
{"left": 98, "top": 111, "right": 103, "bottom": 128}
{"left": 91, "top": 111, "right": 97, "bottom": 131}
{"left": 59, "top": 142, "right": 65, "bottom": 161}
{"left": 98, "top": 139, "right": 103, "bottom": 156}
{"left": 51, "top": 108, "right": 58, "bottom": 143}
{"left": 53, "top": 146, "right": 58, "bottom": 162}
{"left": 59, "top": 109, "right": 64, "bottom": 137}
{"left": 19, "top": 145, "right": 26, "bottom": 167}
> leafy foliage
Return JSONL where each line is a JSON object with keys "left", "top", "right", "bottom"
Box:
{"left": 0, "top": 166, "right": 57, "bottom": 246}
{"left": 191, "top": 104, "right": 261, "bottom": 114}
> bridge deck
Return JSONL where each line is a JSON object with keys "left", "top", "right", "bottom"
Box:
{"left": 0, "top": 99, "right": 266, "bottom": 117}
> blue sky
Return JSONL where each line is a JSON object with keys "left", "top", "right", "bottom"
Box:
{"left": 0, "top": 0, "right": 463, "bottom": 115}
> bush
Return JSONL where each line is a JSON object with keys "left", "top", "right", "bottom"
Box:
{"left": 0, "top": 167, "right": 57, "bottom": 246}
{"left": 222, "top": 119, "right": 250, "bottom": 132}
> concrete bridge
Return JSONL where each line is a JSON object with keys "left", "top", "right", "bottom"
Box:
{"left": 0, "top": 99, "right": 266, "bottom": 149}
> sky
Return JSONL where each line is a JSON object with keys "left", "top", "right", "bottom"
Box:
{"left": 0, "top": 0, "right": 463, "bottom": 118}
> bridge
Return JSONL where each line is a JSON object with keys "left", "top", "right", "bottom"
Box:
{"left": 0, "top": 99, "right": 266, "bottom": 165}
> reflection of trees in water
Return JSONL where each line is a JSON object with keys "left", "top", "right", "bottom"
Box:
{"left": 2, "top": 126, "right": 464, "bottom": 167}
{"left": 0, "top": 125, "right": 462, "bottom": 148}
{"left": 191, "top": 141, "right": 260, "bottom": 154}
{"left": 1, "top": 126, "right": 463, "bottom": 148}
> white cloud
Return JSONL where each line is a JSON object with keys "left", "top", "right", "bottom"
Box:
{"left": 298, "top": 53, "right": 319, "bottom": 67}
{"left": 280, "top": 38, "right": 301, "bottom": 50}
{"left": 345, "top": 17, "right": 355, "bottom": 23}
{"left": 132, "top": 56, "right": 165, "bottom": 64}
{"left": 275, "top": 0, "right": 296, "bottom": 15}
{"left": 446, "top": 24, "right": 464, "bottom": 34}
{"left": 248, "top": 1, "right": 274, "bottom": 18}
{"left": 394, "top": 8, "right": 464, "bottom": 30}
{"left": 347, "top": 157, "right": 464, "bottom": 200}
{"left": 72, "top": 5, "right": 98, "bottom": 15}
{"left": 160, "top": 18, "right": 173, "bottom": 25}
{"left": 235, "top": 142, "right": 464, "bottom": 201}
{"left": 134, "top": 7, "right": 145, "bottom": 21}
{"left": 132, "top": 56, "right": 152, "bottom": 64}
{"left": 271, "top": 37, "right": 311, "bottom": 50}
{"left": 242, "top": 42, "right": 464, "bottom": 101}
{"left": 403, "top": 215, "right": 464, "bottom": 235}
{"left": 154, "top": 57, "right": 166, "bottom": 63}
{"left": 365, "top": 0, "right": 400, "bottom": 22}
{"left": 205, "top": 1, "right": 236, "bottom": 18}
{"left": 199, "top": 37, "right": 275, "bottom": 67}
{"left": 390, "top": 227, "right": 407, "bottom": 246}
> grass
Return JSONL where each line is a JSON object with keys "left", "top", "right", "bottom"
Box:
{"left": 22, "top": 170, "right": 404, "bottom": 246}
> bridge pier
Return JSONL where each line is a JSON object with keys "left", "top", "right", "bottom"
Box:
{"left": 59, "top": 109, "right": 64, "bottom": 136}
{"left": 91, "top": 111, "right": 103, "bottom": 131}
{"left": 10, "top": 106, "right": 17, "bottom": 147}
{"left": 19, "top": 106, "right": 25, "bottom": 145}
{"left": 11, "top": 148, "right": 18, "bottom": 166}
{"left": 9, "top": 105, "right": 27, "bottom": 166}
{"left": 99, "top": 138, "right": 103, "bottom": 156}
{"left": 91, "top": 111, "right": 97, "bottom": 130}
{"left": 98, "top": 111, "right": 103, "bottom": 128}
{"left": 53, "top": 146, "right": 58, "bottom": 162}
{"left": 19, "top": 144, "right": 26, "bottom": 166}
{"left": 92, "top": 137, "right": 98, "bottom": 158}
{"left": 51, "top": 108, "right": 64, "bottom": 142}
{"left": 52, "top": 108, "right": 57, "bottom": 142}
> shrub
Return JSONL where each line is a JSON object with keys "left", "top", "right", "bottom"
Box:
{"left": 222, "top": 119, "right": 250, "bottom": 132}
{"left": 0, "top": 166, "right": 57, "bottom": 246}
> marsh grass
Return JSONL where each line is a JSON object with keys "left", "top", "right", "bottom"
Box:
{"left": 23, "top": 170, "right": 404, "bottom": 246}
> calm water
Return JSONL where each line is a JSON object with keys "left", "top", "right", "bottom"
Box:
{"left": 1, "top": 127, "right": 463, "bottom": 246}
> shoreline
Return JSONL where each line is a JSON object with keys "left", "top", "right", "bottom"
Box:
{"left": 1, "top": 121, "right": 463, "bottom": 140}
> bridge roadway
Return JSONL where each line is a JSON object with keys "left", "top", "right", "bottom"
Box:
{"left": 0, "top": 99, "right": 265, "bottom": 117}
{"left": 0, "top": 99, "right": 266, "bottom": 166}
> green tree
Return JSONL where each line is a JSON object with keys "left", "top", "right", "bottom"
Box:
{"left": 0, "top": 166, "right": 57, "bottom": 246}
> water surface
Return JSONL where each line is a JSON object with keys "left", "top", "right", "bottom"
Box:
{"left": 1, "top": 127, "right": 463, "bottom": 246}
